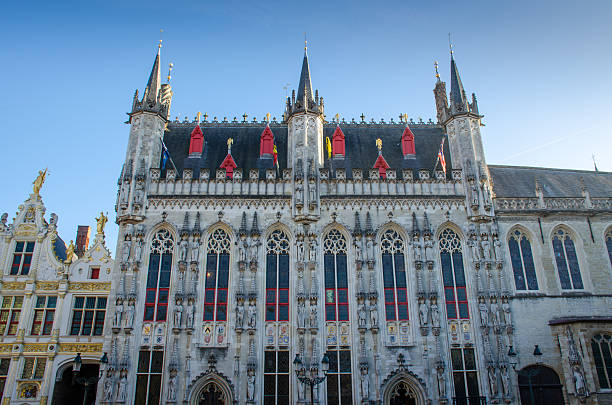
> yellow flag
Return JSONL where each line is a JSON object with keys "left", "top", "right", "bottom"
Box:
{"left": 326, "top": 137, "right": 332, "bottom": 159}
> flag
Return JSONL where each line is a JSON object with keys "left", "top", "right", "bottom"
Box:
{"left": 273, "top": 144, "right": 278, "bottom": 167}
{"left": 161, "top": 144, "right": 170, "bottom": 169}
{"left": 437, "top": 138, "right": 446, "bottom": 175}
{"left": 326, "top": 137, "right": 332, "bottom": 159}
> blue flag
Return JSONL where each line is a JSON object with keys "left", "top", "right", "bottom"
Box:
{"left": 161, "top": 148, "right": 170, "bottom": 169}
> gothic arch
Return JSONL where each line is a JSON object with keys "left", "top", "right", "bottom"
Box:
{"left": 376, "top": 221, "right": 410, "bottom": 244}
{"left": 321, "top": 222, "right": 352, "bottom": 245}
{"left": 146, "top": 222, "right": 179, "bottom": 250}
{"left": 548, "top": 224, "right": 589, "bottom": 290}
{"left": 505, "top": 225, "right": 541, "bottom": 292}
{"left": 263, "top": 221, "right": 293, "bottom": 243}
{"left": 186, "top": 369, "right": 235, "bottom": 405}
{"left": 204, "top": 221, "right": 236, "bottom": 245}
{"left": 434, "top": 221, "right": 465, "bottom": 241}
{"left": 381, "top": 368, "right": 427, "bottom": 405}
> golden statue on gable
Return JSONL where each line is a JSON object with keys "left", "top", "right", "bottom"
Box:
{"left": 65, "top": 240, "right": 75, "bottom": 264}
{"left": 95, "top": 212, "right": 108, "bottom": 235}
{"left": 32, "top": 168, "right": 48, "bottom": 195}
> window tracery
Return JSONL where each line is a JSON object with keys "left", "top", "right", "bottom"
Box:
{"left": 144, "top": 229, "right": 175, "bottom": 321}
{"left": 380, "top": 229, "right": 408, "bottom": 321}
{"left": 266, "top": 230, "right": 290, "bottom": 322}
{"left": 438, "top": 229, "right": 468, "bottom": 319}
{"left": 324, "top": 230, "right": 349, "bottom": 321}
{"left": 552, "top": 228, "right": 583, "bottom": 290}
{"left": 591, "top": 333, "right": 612, "bottom": 389}
{"left": 204, "top": 229, "right": 231, "bottom": 321}
{"left": 508, "top": 229, "right": 538, "bottom": 291}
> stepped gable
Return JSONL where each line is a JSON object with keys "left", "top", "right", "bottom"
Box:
{"left": 489, "top": 165, "right": 612, "bottom": 198}
{"left": 162, "top": 121, "right": 449, "bottom": 179}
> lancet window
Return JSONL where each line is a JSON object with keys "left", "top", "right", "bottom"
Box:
{"left": 438, "top": 229, "right": 469, "bottom": 319}
{"left": 508, "top": 229, "right": 538, "bottom": 291}
{"left": 144, "top": 229, "right": 174, "bottom": 322}
{"left": 204, "top": 229, "right": 231, "bottom": 322}
{"left": 552, "top": 228, "right": 583, "bottom": 290}
{"left": 266, "top": 230, "right": 290, "bottom": 322}
{"left": 323, "top": 230, "right": 349, "bottom": 321}
{"left": 591, "top": 333, "right": 612, "bottom": 389}
{"left": 380, "top": 229, "right": 408, "bottom": 321}
{"left": 606, "top": 229, "right": 612, "bottom": 268}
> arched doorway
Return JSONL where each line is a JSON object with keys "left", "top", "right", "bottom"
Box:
{"left": 382, "top": 371, "right": 427, "bottom": 405}
{"left": 198, "top": 382, "right": 225, "bottom": 405}
{"left": 51, "top": 364, "right": 99, "bottom": 405}
{"left": 518, "top": 365, "right": 564, "bottom": 405}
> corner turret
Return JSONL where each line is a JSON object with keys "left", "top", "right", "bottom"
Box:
{"left": 129, "top": 43, "right": 173, "bottom": 121}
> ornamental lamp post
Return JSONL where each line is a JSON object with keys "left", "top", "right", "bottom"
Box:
{"left": 507, "top": 344, "right": 543, "bottom": 405}
{"left": 72, "top": 352, "right": 109, "bottom": 405}
{"left": 294, "top": 353, "right": 330, "bottom": 405}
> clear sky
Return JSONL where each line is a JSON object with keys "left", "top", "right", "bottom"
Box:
{"left": 2, "top": 0, "right": 611, "bottom": 253}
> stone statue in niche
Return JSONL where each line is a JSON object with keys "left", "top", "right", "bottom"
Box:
{"left": 573, "top": 366, "right": 587, "bottom": 395}
{"left": 358, "top": 303, "right": 367, "bottom": 327}
{"left": 114, "top": 301, "right": 123, "bottom": 328}
{"left": 122, "top": 238, "right": 131, "bottom": 263}
{"left": 436, "top": 367, "right": 446, "bottom": 397}
{"left": 424, "top": 236, "right": 434, "bottom": 262}
{"left": 309, "top": 303, "right": 317, "bottom": 328}
{"left": 235, "top": 304, "right": 244, "bottom": 329}
{"left": 489, "top": 300, "right": 500, "bottom": 327}
{"left": 479, "top": 299, "right": 489, "bottom": 326}
{"left": 366, "top": 238, "right": 374, "bottom": 261}
{"left": 174, "top": 301, "right": 183, "bottom": 328}
{"left": 493, "top": 236, "right": 503, "bottom": 262}
{"left": 125, "top": 302, "right": 134, "bottom": 328}
{"left": 190, "top": 238, "right": 200, "bottom": 263}
{"left": 470, "top": 182, "right": 479, "bottom": 207}
{"left": 187, "top": 302, "right": 195, "bottom": 329}
{"left": 419, "top": 301, "right": 429, "bottom": 325}
{"left": 502, "top": 300, "right": 511, "bottom": 325}
{"left": 103, "top": 377, "right": 113, "bottom": 401}
{"left": 360, "top": 367, "right": 370, "bottom": 399}
{"left": 117, "top": 375, "right": 127, "bottom": 401}
{"left": 167, "top": 374, "right": 177, "bottom": 400}
{"left": 120, "top": 181, "right": 130, "bottom": 205}
{"left": 247, "top": 302, "right": 256, "bottom": 329}
{"left": 488, "top": 366, "right": 498, "bottom": 396}
{"left": 308, "top": 180, "right": 317, "bottom": 206}
{"left": 249, "top": 239, "right": 259, "bottom": 263}
{"left": 354, "top": 239, "right": 363, "bottom": 262}
{"left": 134, "top": 181, "right": 144, "bottom": 204}
{"left": 297, "top": 301, "right": 306, "bottom": 329}
{"left": 295, "top": 182, "right": 304, "bottom": 205}
{"left": 500, "top": 365, "right": 511, "bottom": 397}
{"left": 470, "top": 237, "right": 481, "bottom": 262}
{"left": 246, "top": 371, "right": 256, "bottom": 401}
{"left": 179, "top": 238, "right": 189, "bottom": 262}
{"left": 412, "top": 236, "right": 423, "bottom": 262}
{"left": 481, "top": 236, "right": 491, "bottom": 261}
{"left": 369, "top": 301, "right": 378, "bottom": 327}
{"left": 239, "top": 240, "right": 248, "bottom": 263}
{"left": 133, "top": 238, "right": 143, "bottom": 263}
{"left": 430, "top": 303, "right": 440, "bottom": 328}
{"left": 309, "top": 239, "right": 317, "bottom": 263}
{"left": 482, "top": 183, "right": 492, "bottom": 207}
{"left": 296, "top": 240, "right": 305, "bottom": 262}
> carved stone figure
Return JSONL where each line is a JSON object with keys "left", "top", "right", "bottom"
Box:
{"left": 247, "top": 302, "right": 256, "bottom": 329}
{"left": 488, "top": 367, "right": 498, "bottom": 396}
{"left": 295, "top": 182, "right": 304, "bottom": 204}
{"left": 125, "top": 302, "right": 134, "bottom": 328}
{"left": 190, "top": 239, "right": 200, "bottom": 262}
{"left": 358, "top": 303, "right": 367, "bottom": 327}
{"left": 117, "top": 375, "right": 127, "bottom": 402}
{"left": 360, "top": 368, "right": 370, "bottom": 399}
{"left": 247, "top": 371, "right": 256, "bottom": 401}
{"left": 431, "top": 303, "right": 440, "bottom": 328}
{"left": 133, "top": 238, "right": 143, "bottom": 262}
{"left": 297, "top": 301, "right": 306, "bottom": 328}
{"left": 309, "top": 303, "right": 317, "bottom": 328}
{"left": 308, "top": 180, "right": 316, "bottom": 205}
{"left": 470, "top": 238, "right": 481, "bottom": 262}
{"left": 179, "top": 238, "right": 189, "bottom": 262}
{"left": 489, "top": 300, "right": 500, "bottom": 326}
{"left": 493, "top": 237, "right": 503, "bottom": 262}
{"left": 239, "top": 240, "right": 248, "bottom": 262}
{"left": 366, "top": 238, "right": 374, "bottom": 261}
{"left": 134, "top": 181, "right": 144, "bottom": 204}
{"left": 297, "top": 371, "right": 305, "bottom": 399}
{"left": 32, "top": 169, "right": 47, "bottom": 195}
{"left": 167, "top": 374, "right": 177, "bottom": 400}
{"left": 502, "top": 301, "right": 511, "bottom": 325}
{"left": 481, "top": 237, "right": 491, "bottom": 261}
{"left": 419, "top": 301, "right": 429, "bottom": 326}
{"left": 120, "top": 181, "right": 130, "bottom": 204}
{"left": 437, "top": 367, "right": 446, "bottom": 397}
{"left": 471, "top": 182, "right": 479, "bottom": 206}
{"left": 296, "top": 240, "right": 305, "bottom": 262}
{"left": 354, "top": 240, "right": 363, "bottom": 262}
{"left": 249, "top": 239, "right": 259, "bottom": 263}
{"left": 412, "top": 237, "right": 423, "bottom": 262}
{"left": 424, "top": 236, "right": 434, "bottom": 261}
{"left": 114, "top": 302, "right": 123, "bottom": 328}
{"left": 309, "top": 239, "right": 317, "bottom": 263}
{"left": 95, "top": 212, "right": 108, "bottom": 234}
{"left": 187, "top": 302, "right": 195, "bottom": 328}
{"left": 174, "top": 302, "right": 183, "bottom": 328}
{"left": 573, "top": 366, "right": 587, "bottom": 395}
{"left": 566, "top": 326, "right": 580, "bottom": 361}
{"left": 369, "top": 302, "right": 378, "bottom": 327}
{"left": 49, "top": 213, "right": 57, "bottom": 226}
{"left": 122, "top": 239, "right": 131, "bottom": 263}
{"left": 103, "top": 377, "right": 113, "bottom": 401}
{"left": 479, "top": 301, "right": 489, "bottom": 326}
{"left": 236, "top": 304, "right": 244, "bottom": 328}
{"left": 500, "top": 365, "right": 511, "bottom": 397}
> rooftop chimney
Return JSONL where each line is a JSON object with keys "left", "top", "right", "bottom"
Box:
{"left": 75, "top": 225, "right": 91, "bottom": 257}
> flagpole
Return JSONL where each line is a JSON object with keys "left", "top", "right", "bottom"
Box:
{"left": 160, "top": 135, "right": 178, "bottom": 173}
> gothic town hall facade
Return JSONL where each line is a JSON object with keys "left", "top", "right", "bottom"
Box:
{"left": 8, "top": 44, "right": 612, "bottom": 405}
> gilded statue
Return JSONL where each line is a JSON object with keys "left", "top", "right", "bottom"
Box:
{"left": 33, "top": 168, "right": 47, "bottom": 195}
{"left": 65, "top": 240, "right": 76, "bottom": 264}
{"left": 95, "top": 212, "right": 108, "bottom": 234}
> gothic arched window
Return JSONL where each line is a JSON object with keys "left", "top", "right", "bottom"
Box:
{"left": 438, "top": 229, "right": 469, "bottom": 319}
{"left": 606, "top": 229, "right": 612, "bottom": 268}
{"left": 266, "top": 230, "right": 290, "bottom": 322}
{"left": 323, "top": 230, "right": 349, "bottom": 321}
{"left": 552, "top": 228, "right": 583, "bottom": 290}
{"left": 508, "top": 229, "right": 538, "bottom": 291}
{"left": 592, "top": 334, "right": 612, "bottom": 389}
{"left": 144, "top": 229, "right": 174, "bottom": 321}
{"left": 204, "top": 229, "right": 231, "bottom": 321}
{"left": 380, "top": 229, "right": 408, "bottom": 321}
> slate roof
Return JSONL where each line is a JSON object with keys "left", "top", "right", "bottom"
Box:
{"left": 489, "top": 165, "right": 612, "bottom": 198}
{"left": 162, "top": 122, "right": 450, "bottom": 180}
{"left": 53, "top": 235, "right": 67, "bottom": 262}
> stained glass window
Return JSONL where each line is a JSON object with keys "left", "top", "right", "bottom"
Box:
{"left": 592, "top": 334, "right": 612, "bottom": 389}
{"left": 439, "top": 229, "right": 469, "bottom": 319}
{"left": 508, "top": 229, "right": 538, "bottom": 291}
{"left": 266, "top": 230, "right": 290, "bottom": 322}
{"left": 552, "top": 228, "right": 583, "bottom": 290}
{"left": 380, "top": 229, "right": 408, "bottom": 321}
{"left": 323, "top": 230, "right": 348, "bottom": 321}
{"left": 144, "top": 229, "right": 174, "bottom": 321}
{"left": 204, "top": 229, "right": 231, "bottom": 322}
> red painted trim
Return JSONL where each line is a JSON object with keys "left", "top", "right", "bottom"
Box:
{"left": 189, "top": 125, "right": 204, "bottom": 155}
{"left": 373, "top": 154, "right": 390, "bottom": 178}
{"left": 401, "top": 125, "right": 415, "bottom": 156}
{"left": 259, "top": 125, "right": 274, "bottom": 156}
{"left": 220, "top": 154, "right": 237, "bottom": 178}
{"left": 332, "top": 125, "right": 345, "bottom": 157}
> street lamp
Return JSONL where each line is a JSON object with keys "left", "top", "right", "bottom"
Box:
{"left": 294, "top": 353, "right": 330, "bottom": 405}
{"left": 72, "top": 352, "right": 108, "bottom": 405}
{"left": 507, "top": 344, "right": 543, "bottom": 405}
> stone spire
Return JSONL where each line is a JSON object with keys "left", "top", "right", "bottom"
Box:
{"left": 143, "top": 45, "right": 162, "bottom": 105}
{"left": 449, "top": 54, "right": 468, "bottom": 115}
{"left": 250, "top": 212, "right": 260, "bottom": 237}
{"left": 353, "top": 212, "right": 363, "bottom": 237}
{"left": 239, "top": 212, "right": 248, "bottom": 237}
{"left": 296, "top": 49, "right": 314, "bottom": 107}
{"left": 129, "top": 43, "right": 172, "bottom": 120}
{"left": 192, "top": 212, "right": 201, "bottom": 237}
{"left": 412, "top": 212, "right": 420, "bottom": 237}
{"left": 285, "top": 46, "right": 323, "bottom": 119}
{"left": 180, "top": 212, "right": 190, "bottom": 237}
{"left": 365, "top": 212, "right": 374, "bottom": 236}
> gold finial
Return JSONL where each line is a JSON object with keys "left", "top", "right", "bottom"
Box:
{"left": 32, "top": 168, "right": 48, "bottom": 195}
{"left": 158, "top": 29, "right": 163, "bottom": 50}
{"left": 448, "top": 32, "right": 453, "bottom": 56}
{"left": 167, "top": 62, "right": 173, "bottom": 82}
{"left": 434, "top": 61, "right": 440, "bottom": 78}
{"left": 196, "top": 112, "right": 202, "bottom": 124}
{"left": 304, "top": 32, "right": 307, "bottom": 52}
{"left": 265, "top": 113, "right": 271, "bottom": 122}
{"left": 376, "top": 138, "right": 382, "bottom": 151}
{"left": 227, "top": 137, "right": 234, "bottom": 152}
{"left": 334, "top": 113, "right": 340, "bottom": 122}
{"left": 95, "top": 212, "right": 108, "bottom": 235}
{"left": 403, "top": 113, "right": 408, "bottom": 123}
{"left": 65, "top": 240, "right": 75, "bottom": 264}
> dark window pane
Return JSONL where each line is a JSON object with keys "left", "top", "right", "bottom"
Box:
{"left": 134, "top": 375, "right": 148, "bottom": 405}
{"left": 26, "top": 242, "right": 35, "bottom": 252}
{"left": 146, "top": 290, "right": 156, "bottom": 303}
{"left": 396, "top": 288, "right": 407, "bottom": 303}
{"left": 456, "top": 288, "right": 467, "bottom": 301}
{"left": 278, "top": 289, "right": 289, "bottom": 304}
{"left": 266, "top": 305, "right": 275, "bottom": 321}
{"left": 278, "top": 305, "right": 288, "bottom": 321}
{"left": 326, "top": 305, "right": 336, "bottom": 321}
{"left": 509, "top": 237, "right": 526, "bottom": 290}
{"left": 453, "top": 372, "right": 467, "bottom": 398}
{"left": 337, "top": 255, "right": 348, "bottom": 288}
{"left": 385, "top": 289, "right": 395, "bottom": 303}
{"left": 324, "top": 254, "right": 335, "bottom": 288}
{"left": 520, "top": 237, "right": 538, "bottom": 290}
{"left": 74, "top": 297, "right": 84, "bottom": 308}
{"left": 464, "top": 349, "right": 475, "bottom": 369}
{"left": 452, "top": 252, "right": 466, "bottom": 286}
{"left": 386, "top": 304, "right": 396, "bottom": 321}
{"left": 382, "top": 254, "right": 394, "bottom": 287}
{"left": 278, "top": 374, "right": 289, "bottom": 395}
{"left": 97, "top": 297, "right": 107, "bottom": 309}
{"left": 445, "top": 288, "right": 455, "bottom": 302}
{"left": 264, "top": 374, "right": 275, "bottom": 395}
{"left": 466, "top": 371, "right": 480, "bottom": 397}
{"left": 327, "top": 374, "right": 339, "bottom": 405}
{"left": 398, "top": 304, "right": 408, "bottom": 320}
{"left": 451, "top": 349, "right": 463, "bottom": 370}
{"left": 151, "top": 351, "right": 164, "bottom": 372}
{"left": 15, "top": 242, "right": 24, "bottom": 252}
{"left": 458, "top": 303, "right": 469, "bottom": 319}
{"left": 216, "top": 305, "right": 227, "bottom": 321}
{"left": 144, "top": 306, "right": 154, "bottom": 321}
{"left": 328, "top": 351, "right": 338, "bottom": 372}
{"left": 278, "top": 255, "right": 289, "bottom": 288}
{"left": 337, "top": 289, "right": 348, "bottom": 303}
{"left": 264, "top": 351, "right": 275, "bottom": 373}
{"left": 266, "top": 254, "right": 276, "bottom": 288}
{"left": 137, "top": 351, "right": 150, "bottom": 373}
{"left": 156, "top": 306, "right": 167, "bottom": 321}
{"left": 266, "top": 290, "right": 276, "bottom": 304}
{"left": 607, "top": 237, "right": 612, "bottom": 268}
{"left": 159, "top": 269, "right": 171, "bottom": 288}
{"left": 441, "top": 252, "right": 453, "bottom": 287}
{"left": 564, "top": 238, "right": 583, "bottom": 289}
{"left": 553, "top": 237, "right": 571, "bottom": 289}
{"left": 204, "top": 305, "right": 214, "bottom": 321}
{"left": 218, "top": 254, "right": 230, "bottom": 288}
{"left": 148, "top": 375, "right": 161, "bottom": 405}
{"left": 591, "top": 340, "right": 608, "bottom": 388}
{"left": 278, "top": 351, "right": 289, "bottom": 372}
{"left": 395, "top": 254, "right": 407, "bottom": 288}
{"left": 216, "top": 290, "right": 227, "bottom": 303}
{"left": 338, "top": 305, "right": 349, "bottom": 321}
{"left": 340, "top": 373, "right": 353, "bottom": 404}
{"left": 205, "top": 290, "right": 215, "bottom": 304}
{"left": 147, "top": 254, "right": 160, "bottom": 288}
{"left": 85, "top": 297, "right": 96, "bottom": 309}
{"left": 157, "top": 289, "right": 168, "bottom": 304}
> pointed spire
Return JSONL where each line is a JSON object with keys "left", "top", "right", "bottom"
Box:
{"left": 365, "top": 212, "right": 374, "bottom": 236}
{"left": 192, "top": 212, "right": 201, "bottom": 237}
{"left": 412, "top": 212, "right": 420, "bottom": 237}
{"left": 239, "top": 212, "right": 248, "bottom": 237}
{"left": 180, "top": 212, "right": 190, "bottom": 236}
{"left": 144, "top": 44, "right": 162, "bottom": 105}
{"left": 250, "top": 212, "right": 260, "bottom": 237}
{"left": 353, "top": 212, "right": 362, "bottom": 236}
{"left": 296, "top": 49, "right": 314, "bottom": 105}
{"left": 423, "top": 212, "right": 431, "bottom": 236}
{"left": 286, "top": 45, "right": 323, "bottom": 119}
{"left": 449, "top": 54, "right": 468, "bottom": 114}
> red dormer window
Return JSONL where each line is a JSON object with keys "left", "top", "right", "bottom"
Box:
{"left": 260, "top": 125, "right": 274, "bottom": 157}
{"left": 332, "top": 126, "right": 345, "bottom": 157}
{"left": 189, "top": 125, "right": 204, "bottom": 155}
{"left": 220, "top": 154, "right": 237, "bottom": 179}
{"left": 401, "top": 125, "right": 415, "bottom": 156}
{"left": 373, "top": 155, "right": 390, "bottom": 179}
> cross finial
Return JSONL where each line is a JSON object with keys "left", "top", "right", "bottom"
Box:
{"left": 242, "top": 113, "right": 248, "bottom": 122}
{"left": 203, "top": 113, "right": 208, "bottom": 122}
{"left": 360, "top": 113, "right": 365, "bottom": 122}
{"left": 158, "top": 29, "right": 163, "bottom": 50}
{"left": 167, "top": 62, "right": 173, "bottom": 82}
{"left": 434, "top": 61, "right": 440, "bottom": 78}
{"left": 304, "top": 32, "right": 307, "bottom": 52}
{"left": 448, "top": 33, "right": 454, "bottom": 56}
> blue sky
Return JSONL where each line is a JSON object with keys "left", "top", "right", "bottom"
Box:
{"left": 2, "top": 0, "right": 611, "bottom": 252}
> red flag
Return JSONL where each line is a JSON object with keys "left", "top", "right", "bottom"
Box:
{"left": 273, "top": 144, "right": 278, "bottom": 167}
{"left": 438, "top": 138, "right": 446, "bottom": 175}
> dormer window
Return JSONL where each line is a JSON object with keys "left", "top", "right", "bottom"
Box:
{"left": 11, "top": 241, "right": 35, "bottom": 275}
